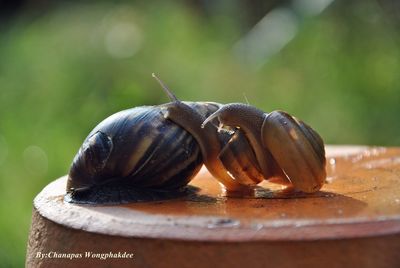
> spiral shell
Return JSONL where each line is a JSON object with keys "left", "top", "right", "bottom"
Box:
{"left": 218, "top": 130, "right": 264, "bottom": 186}
{"left": 202, "top": 104, "right": 327, "bottom": 193}
{"left": 262, "top": 111, "right": 326, "bottom": 193}
{"left": 65, "top": 102, "right": 222, "bottom": 204}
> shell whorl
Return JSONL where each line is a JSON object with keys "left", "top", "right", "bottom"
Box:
{"left": 202, "top": 104, "right": 327, "bottom": 193}
{"left": 66, "top": 102, "right": 221, "bottom": 204}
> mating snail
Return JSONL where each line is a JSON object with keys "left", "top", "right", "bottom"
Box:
{"left": 201, "top": 104, "right": 327, "bottom": 193}
{"left": 155, "top": 76, "right": 326, "bottom": 193}
{"left": 65, "top": 74, "right": 326, "bottom": 205}
{"left": 65, "top": 75, "right": 262, "bottom": 204}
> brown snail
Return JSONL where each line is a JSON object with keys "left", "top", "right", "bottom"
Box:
{"left": 66, "top": 74, "right": 326, "bottom": 204}
{"left": 65, "top": 75, "right": 262, "bottom": 204}
{"left": 152, "top": 75, "right": 326, "bottom": 193}
{"left": 201, "top": 104, "right": 327, "bottom": 193}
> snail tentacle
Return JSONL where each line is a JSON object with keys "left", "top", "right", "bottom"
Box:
{"left": 203, "top": 103, "right": 326, "bottom": 192}
{"left": 152, "top": 73, "right": 178, "bottom": 102}
{"left": 153, "top": 75, "right": 246, "bottom": 191}
{"left": 67, "top": 73, "right": 327, "bottom": 204}
{"left": 202, "top": 104, "right": 284, "bottom": 182}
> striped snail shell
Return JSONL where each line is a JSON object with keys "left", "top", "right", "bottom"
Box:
{"left": 65, "top": 101, "right": 222, "bottom": 204}
{"left": 66, "top": 74, "right": 290, "bottom": 204}
{"left": 202, "top": 103, "right": 327, "bottom": 193}
{"left": 65, "top": 99, "right": 263, "bottom": 204}
{"left": 151, "top": 74, "right": 267, "bottom": 192}
{"left": 217, "top": 130, "right": 265, "bottom": 186}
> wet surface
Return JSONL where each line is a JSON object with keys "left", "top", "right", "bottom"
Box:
{"left": 122, "top": 146, "right": 400, "bottom": 222}
{"left": 35, "top": 146, "right": 400, "bottom": 241}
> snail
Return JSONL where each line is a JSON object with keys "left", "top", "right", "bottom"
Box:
{"left": 65, "top": 75, "right": 263, "bottom": 204}
{"left": 65, "top": 73, "right": 326, "bottom": 204}
{"left": 201, "top": 104, "right": 327, "bottom": 193}
{"left": 151, "top": 75, "right": 326, "bottom": 193}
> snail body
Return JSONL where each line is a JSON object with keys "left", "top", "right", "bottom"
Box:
{"left": 151, "top": 74, "right": 263, "bottom": 191}
{"left": 66, "top": 74, "right": 326, "bottom": 205}
{"left": 66, "top": 78, "right": 262, "bottom": 204}
{"left": 202, "top": 103, "right": 327, "bottom": 193}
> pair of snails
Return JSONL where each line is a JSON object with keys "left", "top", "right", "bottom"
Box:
{"left": 65, "top": 74, "right": 326, "bottom": 204}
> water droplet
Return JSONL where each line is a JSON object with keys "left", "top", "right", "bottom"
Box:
{"left": 371, "top": 147, "right": 386, "bottom": 156}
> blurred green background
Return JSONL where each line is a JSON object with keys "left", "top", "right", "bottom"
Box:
{"left": 0, "top": 0, "right": 399, "bottom": 266}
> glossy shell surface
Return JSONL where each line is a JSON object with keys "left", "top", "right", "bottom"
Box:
{"left": 66, "top": 102, "right": 221, "bottom": 204}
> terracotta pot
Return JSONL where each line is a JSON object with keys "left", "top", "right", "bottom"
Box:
{"left": 26, "top": 146, "right": 400, "bottom": 268}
